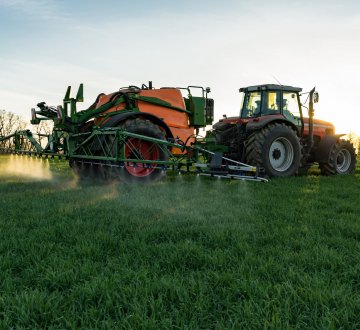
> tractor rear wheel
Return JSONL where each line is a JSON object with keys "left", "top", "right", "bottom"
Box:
{"left": 245, "top": 122, "right": 301, "bottom": 177}
{"left": 319, "top": 140, "right": 356, "bottom": 175}
{"left": 110, "top": 119, "right": 169, "bottom": 183}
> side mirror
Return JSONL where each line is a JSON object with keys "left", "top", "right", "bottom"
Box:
{"left": 313, "top": 92, "right": 319, "bottom": 103}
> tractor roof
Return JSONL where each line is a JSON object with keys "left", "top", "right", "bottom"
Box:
{"left": 239, "top": 84, "right": 302, "bottom": 93}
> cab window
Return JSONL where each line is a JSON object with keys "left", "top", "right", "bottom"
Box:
{"left": 263, "top": 91, "right": 281, "bottom": 115}
{"left": 282, "top": 92, "right": 301, "bottom": 124}
{"left": 241, "top": 91, "right": 261, "bottom": 118}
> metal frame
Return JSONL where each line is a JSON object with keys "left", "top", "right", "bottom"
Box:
{"left": 0, "top": 83, "right": 268, "bottom": 182}
{"left": 69, "top": 127, "right": 267, "bottom": 182}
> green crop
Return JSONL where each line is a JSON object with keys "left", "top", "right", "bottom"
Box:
{"left": 0, "top": 155, "right": 359, "bottom": 329}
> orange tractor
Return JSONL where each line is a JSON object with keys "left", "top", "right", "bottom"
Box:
{"left": 2, "top": 82, "right": 356, "bottom": 182}
{"left": 210, "top": 84, "right": 357, "bottom": 176}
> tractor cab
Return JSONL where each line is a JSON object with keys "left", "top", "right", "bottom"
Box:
{"left": 239, "top": 84, "right": 303, "bottom": 127}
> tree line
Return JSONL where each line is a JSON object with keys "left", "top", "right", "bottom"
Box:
{"left": 0, "top": 109, "right": 52, "bottom": 149}
{"left": 346, "top": 132, "right": 360, "bottom": 154}
{"left": 1, "top": 109, "right": 359, "bottom": 154}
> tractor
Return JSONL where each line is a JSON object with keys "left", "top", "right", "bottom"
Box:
{"left": 2, "top": 82, "right": 356, "bottom": 182}
{"left": 209, "top": 84, "right": 357, "bottom": 177}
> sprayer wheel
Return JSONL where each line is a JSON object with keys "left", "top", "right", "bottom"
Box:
{"left": 109, "top": 119, "right": 169, "bottom": 183}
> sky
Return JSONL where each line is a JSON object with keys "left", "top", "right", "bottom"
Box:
{"left": 0, "top": 0, "right": 360, "bottom": 135}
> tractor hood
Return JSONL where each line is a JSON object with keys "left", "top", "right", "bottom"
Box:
{"left": 213, "top": 116, "right": 336, "bottom": 137}
{"left": 303, "top": 117, "right": 335, "bottom": 136}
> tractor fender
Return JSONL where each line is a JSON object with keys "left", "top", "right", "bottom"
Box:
{"left": 246, "top": 117, "right": 300, "bottom": 135}
{"left": 102, "top": 112, "right": 174, "bottom": 140}
{"left": 313, "top": 134, "right": 345, "bottom": 163}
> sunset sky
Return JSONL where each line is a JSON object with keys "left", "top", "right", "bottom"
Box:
{"left": 0, "top": 0, "right": 359, "bottom": 135}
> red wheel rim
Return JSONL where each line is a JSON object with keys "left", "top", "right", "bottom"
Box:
{"left": 124, "top": 138, "right": 160, "bottom": 177}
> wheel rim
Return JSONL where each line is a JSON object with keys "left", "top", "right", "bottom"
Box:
{"left": 124, "top": 138, "right": 160, "bottom": 177}
{"left": 336, "top": 148, "right": 352, "bottom": 173}
{"left": 269, "top": 137, "right": 294, "bottom": 172}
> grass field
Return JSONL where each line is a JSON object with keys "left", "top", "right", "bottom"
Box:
{"left": 0, "top": 154, "right": 359, "bottom": 329}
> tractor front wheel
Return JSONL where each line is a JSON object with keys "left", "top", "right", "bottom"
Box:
{"left": 245, "top": 122, "right": 302, "bottom": 177}
{"left": 319, "top": 140, "right": 356, "bottom": 175}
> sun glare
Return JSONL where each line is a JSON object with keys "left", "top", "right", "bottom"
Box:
{"left": 315, "top": 109, "right": 360, "bottom": 137}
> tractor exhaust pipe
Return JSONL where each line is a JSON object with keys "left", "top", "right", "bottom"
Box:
{"left": 308, "top": 87, "right": 316, "bottom": 149}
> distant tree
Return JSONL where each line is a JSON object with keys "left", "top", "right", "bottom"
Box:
{"left": 346, "top": 131, "right": 359, "bottom": 154}
{"left": 0, "top": 110, "right": 55, "bottom": 150}
{"left": 0, "top": 109, "right": 28, "bottom": 148}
